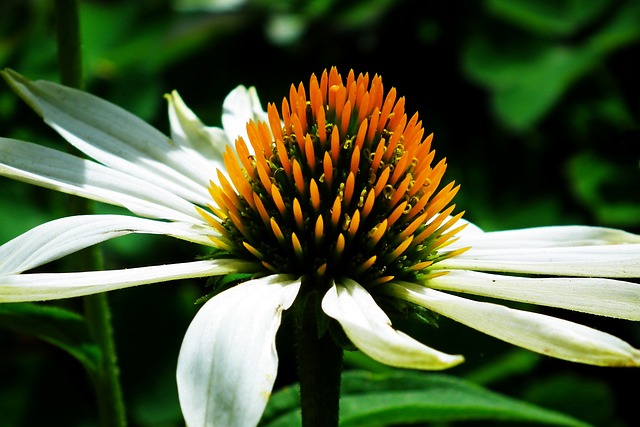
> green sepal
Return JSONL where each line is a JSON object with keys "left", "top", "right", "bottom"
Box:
{"left": 195, "top": 272, "right": 255, "bottom": 305}
{"left": 379, "top": 294, "right": 440, "bottom": 328}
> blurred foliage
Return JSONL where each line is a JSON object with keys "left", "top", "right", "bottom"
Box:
{"left": 1, "top": 0, "right": 639, "bottom": 426}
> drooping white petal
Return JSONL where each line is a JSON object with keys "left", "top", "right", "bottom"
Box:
{"left": 0, "top": 259, "right": 259, "bottom": 302}
{"left": 2, "top": 69, "right": 210, "bottom": 205}
{"left": 166, "top": 90, "right": 229, "bottom": 178}
{"left": 426, "top": 270, "right": 640, "bottom": 321}
{"left": 221, "top": 85, "right": 269, "bottom": 146}
{"left": 437, "top": 243, "right": 640, "bottom": 277}
{"left": 177, "top": 275, "right": 300, "bottom": 427}
{"left": 322, "top": 278, "right": 463, "bottom": 370}
{"left": 0, "top": 214, "right": 217, "bottom": 275}
{"left": 0, "top": 138, "right": 202, "bottom": 223}
{"left": 387, "top": 283, "right": 640, "bottom": 367}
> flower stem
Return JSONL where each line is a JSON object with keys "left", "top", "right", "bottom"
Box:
{"left": 294, "top": 287, "right": 343, "bottom": 427}
{"left": 54, "top": 1, "right": 127, "bottom": 426}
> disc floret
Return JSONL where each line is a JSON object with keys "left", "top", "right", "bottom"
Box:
{"left": 200, "top": 67, "right": 466, "bottom": 287}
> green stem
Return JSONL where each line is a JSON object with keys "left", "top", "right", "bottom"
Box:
{"left": 84, "top": 293, "right": 128, "bottom": 427}
{"left": 54, "top": 0, "right": 82, "bottom": 88}
{"left": 294, "top": 288, "right": 343, "bottom": 427}
{"left": 54, "top": 1, "right": 127, "bottom": 426}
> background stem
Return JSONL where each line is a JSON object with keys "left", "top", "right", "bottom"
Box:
{"left": 54, "top": 0, "right": 82, "bottom": 88}
{"left": 54, "top": 1, "right": 127, "bottom": 426}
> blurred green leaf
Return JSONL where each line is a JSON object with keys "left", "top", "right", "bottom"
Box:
{"left": 523, "top": 373, "right": 617, "bottom": 427}
{"left": 487, "top": 0, "right": 609, "bottom": 37}
{"left": 80, "top": 2, "right": 244, "bottom": 80}
{"left": 567, "top": 151, "right": 640, "bottom": 227}
{"left": 260, "top": 370, "right": 590, "bottom": 426}
{"left": 463, "top": 35, "right": 596, "bottom": 130}
{"left": 464, "top": 349, "right": 540, "bottom": 386}
{"left": 0, "top": 303, "right": 99, "bottom": 375}
{"left": 464, "top": 1, "right": 640, "bottom": 130}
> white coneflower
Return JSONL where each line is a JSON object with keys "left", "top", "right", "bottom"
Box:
{"left": 1, "top": 67, "right": 638, "bottom": 427}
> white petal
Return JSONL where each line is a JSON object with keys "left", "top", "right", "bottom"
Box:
{"left": 454, "top": 225, "right": 640, "bottom": 249}
{"left": 321, "top": 278, "right": 463, "bottom": 370}
{"left": 0, "top": 259, "right": 258, "bottom": 302}
{"left": 3, "top": 69, "right": 211, "bottom": 205}
{"left": 451, "top": 217, "right": 484, "bottom": 235}
{"left": 0, "top": 138, "right": 202, "bottom": 223}
{"left": 177, "top": 275, "right": 300, "bottom": 427}
{"left": 427, "top": 270, "right": 640, "bottom": 321}
{"left": 166, "top": 90, "right": 229, "bottom": 178}
{"left": 221, "top": 85, "right": 269, "bottom": 145}
{"left": 387, "top": 283, "right": 640, "bottom": 367}
{"left": 0, "top": 214, "right": 216, "bottom": 275}
{"left": 437, "top": 243, "right": 640, "bottom": 277}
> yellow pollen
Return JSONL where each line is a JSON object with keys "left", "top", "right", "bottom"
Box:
{"left": 270, "top": 217, "right": 285, "bottom": 243}
{"left": 343, "top": 172, "right": 355, "bottom": 207}
{"left": 292, "top": 232, "right": 304, "bottom": 259}
{"left": 234, "top": 137, "right": 255, "bottom": 180}
{"left": 386, "top": 235, "right": 414, "bottom": 263}
{"left": 323, "top": 151, "right": 333, "bottom": 188}
{"left": 293, "top": 198, "right": 304, "bottom": 230}
{"left": 268, "top": 103, "right": 283, "bottom": 141}
{"left": 350, "top": 144, "right": 361, "bottom": 175}
{"left": 275, "top": 138, "right": 292, "bottom": 176}
{"left": 304, "top": 134, "right": 316, "bottom": 173}
{"left": 361, "top": 190, "right": 375, "bottom": 220}
{"left": 373, "top": 166, "right": 391, "bottom": 197}
{"left": 271, "top": 184, "right": 287, "bottom": 217}
{"left": 354, "top": 119, "right": 368, "bottom": 151}
{"left": 347, "top": 209, "right": 361, "bottom": 239}
{"left": 335, "top": 233, "right": 346, "bottom": 258}
{"left": 252, "top": 192, "right": 271, "bottom": 227}
{"left": 331, "top": 196, "right": 342, "bottom": 228}
{"left": 389, "top": 174, "right": 412, "bottom": 207}
{"left": 257, "top": 162, "right": 272, "bottom": 196}
{"left": 340, "top": 100, "right": 352, "bottom": 136}
{"left": 357, "top": 255, "right": 377, "bottom": 275}
{"left": 310, "top": 179, "right": 321, "bottom": 212}
{"left": 243, "top": 242, "right": 264, "bottom": 259}
{"left": 292, "top": 159, "right": 305, "bottom": 196}
{"left": 314, "top": 214, "right": 324, "bottom": 243}
{"left": 330, "top": 125, "right": 340, "bottom": 164}
{"left": 387, "top": 200, "right": 408, "bottom": 227}
{"left": 368, "top": 219, "right": 388, "bottom": 247}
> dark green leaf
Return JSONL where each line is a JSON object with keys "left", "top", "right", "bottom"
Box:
{"left": 260, "top": 370, "right": 590, "bottom": 427}
{"left": 0, "top": 302, "right": 99, "bottom": 375}
{"left": 487, "top": 0, "right": 609, "bottom": 37}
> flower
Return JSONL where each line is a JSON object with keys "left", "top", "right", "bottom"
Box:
{"left": 1, "top": 67, "right": 639, "bottom": 426}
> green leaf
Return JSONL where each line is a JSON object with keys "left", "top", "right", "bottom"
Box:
{"left": 487, "top": 0, "right": 609, "bottom": 37}
{"left": 0, "top": 302, "right": 100, "bottom": 375}
{"left": 463, "top": 1, "right": 640, "bottom": 130}
{"left": 463, "top": 38, "right": 596, "bottom": 130}
{"left": 260, "top": 370, "right": 590, "bottom": 427}
{"left": 567, "top": 151, "right": 640, "bottom": 227}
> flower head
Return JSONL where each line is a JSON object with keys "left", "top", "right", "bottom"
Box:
{"left": 1, "top": 67, "right": 639, "bottom": 427}
{"left": 201, "top": 68, "right": 466, "bottom": 288}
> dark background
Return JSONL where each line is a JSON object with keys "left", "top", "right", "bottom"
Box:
{"left": 1, "top": 0, "right": 639, "bottom": 426}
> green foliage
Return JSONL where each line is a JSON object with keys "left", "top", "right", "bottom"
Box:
{"left": 0, "top": 302, "right": 100, "bottom": 375}
{"left": 260, "top": 370, "right": 590, "bottom": 427}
